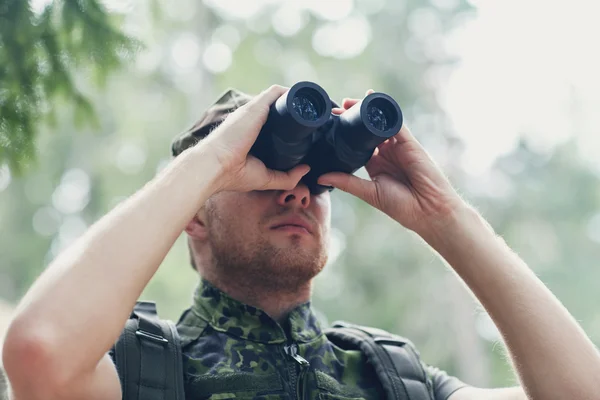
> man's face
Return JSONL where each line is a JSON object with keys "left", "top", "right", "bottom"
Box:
{"left": 201, "top": 183, "right": 331, "bottom": 291}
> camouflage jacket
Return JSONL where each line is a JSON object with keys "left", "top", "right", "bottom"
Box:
{"left": 176, "top": 279, "right": 468, "bottom": 400}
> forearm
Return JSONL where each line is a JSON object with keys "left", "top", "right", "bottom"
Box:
{"left": 423, "top": 206, "right": 600, "bottom": 400}
{"left": 3, "top": 145, "right": 221, "bottom": 386}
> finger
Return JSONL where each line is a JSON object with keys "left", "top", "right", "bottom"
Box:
{"left": 215, "top": 85, "right": 289, "bottom": 139}
{"left": 364, "top": 152, "right": 392, "bottom": 177}
{"left": 340, "top": 89, "right": 375, "bottom": 109}
{"left": 395, "top": 124, "right": 419, "bottom": 145}
{"left": 331, "top": 107, "right": 345, "bottom": 115}
{"left": 261, "top": 164, "right": 310, "bottom": 191}
{"left": 390, "top": 125, "right": 432, "bottom": 164}
{"left": 254, "top": 84, "right": 289, "bottom": 107}
{"left": 234, "top": 84, "right": 289, "bottom": 119}
{"left": 342, "top": 98, "right": 360, "bottom": 110}
{"left": 317, "top": 172, "right": 377, "bottom": 205}
{"left": 366, "top": 154, "right": 411, "bottom": 186}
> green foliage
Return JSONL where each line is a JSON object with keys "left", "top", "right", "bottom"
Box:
{"left": 0, "top": 0, "right": 140, "bottom": 174}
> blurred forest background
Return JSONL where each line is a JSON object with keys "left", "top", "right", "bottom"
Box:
{"left": 2, "top": 0, "right": 600, "bottom": 394}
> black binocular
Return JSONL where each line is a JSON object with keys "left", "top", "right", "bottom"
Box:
{"left": 250, "top": 81, "right": 403, "bottom": 194}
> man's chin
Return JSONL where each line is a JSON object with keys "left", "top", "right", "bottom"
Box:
{"left": 267, "top": 251, "right": 326, "bottom": 276}
{"left": 268, "top": 252, "right": 315, "bottom": 268}
{"left": 269, "top": 231, "right": 320, "bottom": 251}
{"left": 257, "top": 261, "right": 325, "bottom": 290}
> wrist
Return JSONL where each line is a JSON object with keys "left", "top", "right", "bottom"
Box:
{"left": 173, "top": 143, "right": 227, "bottom": 199}
{"left": 417, "top": 204, "right": 492, "bottom": 252}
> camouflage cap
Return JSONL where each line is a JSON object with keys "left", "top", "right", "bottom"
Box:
{"left": 171, "top": 88, "right": 254, "bottom": 157}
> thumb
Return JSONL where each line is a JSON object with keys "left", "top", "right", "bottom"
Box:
{"left": 318, "top": 172, "right": 376, "bottom": 203}
{"left": 261, "top": 164, "right": 311, "bottom": 191}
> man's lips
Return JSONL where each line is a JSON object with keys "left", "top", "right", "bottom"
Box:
{"left": 269, "top": 216, "right": 313, "bottom": 234}
{"left": 272, "top": 225, "right": 310, "bottom": 234}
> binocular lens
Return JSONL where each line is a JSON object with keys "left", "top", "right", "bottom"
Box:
{"left": 366, "top": 105, "right": 389, "bottom": 131}
{"left": 364, "top": 97, "right": 399, "bottom": 132}
{"left": 291, "top": 87, "right": 327, "bottom": 122}
{"left": 292, "top": 95, "right": 319, "bottom": 121}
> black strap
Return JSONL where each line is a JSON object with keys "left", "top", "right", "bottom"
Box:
{"left": 134, "top": 302, "right": 169, "bottom": 400}
{"left": 112, "top": 301, "right": 185, "bottom": 400}
{"left": 326, "top": 321, "right": 433, "bottom": 400}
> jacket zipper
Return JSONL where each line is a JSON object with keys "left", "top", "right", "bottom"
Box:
{"left": 284, "top": 343, "right": 310, "bottom": 400}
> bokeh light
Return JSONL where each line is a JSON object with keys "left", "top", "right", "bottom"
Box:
{"left": 0, "top": 165, "right": 10, "bottom": 192}
{"left": 51, "top": 169, "right": 91, "bottom": 215}
{"left": 202, "top": 42, "right": 233, "bottom": 73}
{"left": 312, "top": 16, "right": 372, "bottom": 59}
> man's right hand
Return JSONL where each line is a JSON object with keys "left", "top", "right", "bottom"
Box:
{"left": 197, "top": 84, "right": 310, "bottom": 193}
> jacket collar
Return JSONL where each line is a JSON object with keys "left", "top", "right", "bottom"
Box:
{"left": 190, "top": 278, "right": 323, "bottom": 344}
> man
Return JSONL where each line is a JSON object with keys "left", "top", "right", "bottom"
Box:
{"left": 2, "top": 85, "right": 600, "bottom": 400}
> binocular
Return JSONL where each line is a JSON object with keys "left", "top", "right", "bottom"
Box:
{"left": 250, "top": 81, "right": 403, "bottom": 194}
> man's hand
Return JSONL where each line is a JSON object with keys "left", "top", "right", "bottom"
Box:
{"left": 198, "top": 84, "right": 310, "bottom": 193}
{"left": 318, "top": 90, "right": 465, "bottom": 237}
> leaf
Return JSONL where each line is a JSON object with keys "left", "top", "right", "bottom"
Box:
{"left": 0, "top": 0, "right": 142, "bottom": 174}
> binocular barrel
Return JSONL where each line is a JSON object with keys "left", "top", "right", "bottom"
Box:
{"left": 250, "top": 82, "right": 331, "bottom": 171}
{"left": 249, "top": 81, "right": 403, "bottom": 194}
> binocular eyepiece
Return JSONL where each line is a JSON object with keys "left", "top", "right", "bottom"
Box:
{"left": 250, "top": 81, "right": 403, "bottom": 194}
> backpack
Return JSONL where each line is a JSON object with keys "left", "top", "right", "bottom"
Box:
{"left": 110, "top": 301, "right": 434, "bottom": 400}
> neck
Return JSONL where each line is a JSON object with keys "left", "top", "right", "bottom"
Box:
{"left": 201, "top": 271, "right": 313, "bottom": 322}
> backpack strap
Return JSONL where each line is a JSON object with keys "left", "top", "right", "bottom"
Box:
{"left": 112, "top": 301, "right": 185, "bottom": 400}
{"left": 325, "top": 321, "right": 433, "bottom": 400}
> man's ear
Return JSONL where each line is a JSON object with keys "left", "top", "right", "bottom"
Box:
{"left": 184, "top": 210, "right": 209, "bottom": 240}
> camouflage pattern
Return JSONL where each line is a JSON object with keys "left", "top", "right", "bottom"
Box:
{"left": 170, "top": 88, "right": 254, "bottom": 158}
{"left": 176, "top": 279, "right": 467, "bottom": 400}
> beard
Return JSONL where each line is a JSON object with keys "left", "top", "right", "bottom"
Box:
{"left": 204, "top": 203, "right": 329, "bottom": 293}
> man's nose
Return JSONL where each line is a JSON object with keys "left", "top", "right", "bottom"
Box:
{"left": 275, "top": 183, "right": 311, "bottom": 209}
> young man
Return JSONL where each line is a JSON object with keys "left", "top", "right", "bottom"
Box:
{"left": 3, "top": 85, "right": 600, "bottom": 400}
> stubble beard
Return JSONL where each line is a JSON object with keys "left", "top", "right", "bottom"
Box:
{"left": 207, "top": 224, "right": 329, "bottom": 294}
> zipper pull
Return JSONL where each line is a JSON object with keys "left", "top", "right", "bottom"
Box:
{"left": 284, "top": 343, "right": 310, "bottom": 367}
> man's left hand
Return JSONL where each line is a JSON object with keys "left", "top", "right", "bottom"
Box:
{"left": 318, "top": 90, "right": 466, "bottom": 238}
